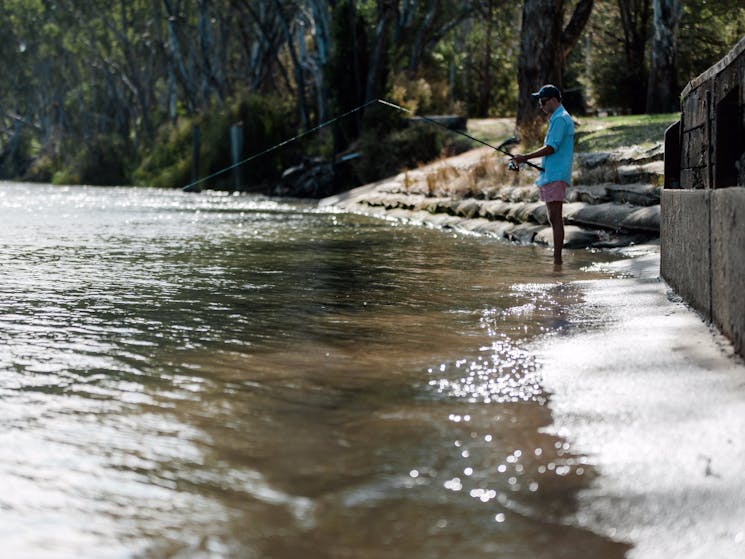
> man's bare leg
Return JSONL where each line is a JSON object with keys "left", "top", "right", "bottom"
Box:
{"left": 547, "top": 201, "right": 564, "bottom": 265}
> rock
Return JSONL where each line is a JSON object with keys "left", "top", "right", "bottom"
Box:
{"left": 478, "top": 200, "right": 511, "bottom": 219}
{"left": 620, "top": 206, "right": 660, "bottom": 232}
{"left": 273, "top": 157, "right": 335, "bottom": 198}
{"left": 606, "top": 183, "right": 660, "bottom": 206}
{"left": 566, "top": 202, "right": 637, "bottom": 230}
{"left": 535, "top": 225, "right": 602, "bottom": 248}
{"left": 506, "top": 223, "right": 545, "bottom": 244}
{"left": 567, "top": 184, "right": 611, "bottom": 204}
{"left": 513, "top": 202, "right": 545, "bottom": 224}
{"left": 616, "top": 161, "right": 664, "bottom": 184}
{"left": 320, "top": 140, "right": 664, "bottom": 248}
{"left": 575, "top": 151, "right": 614, "bottom": 169}
{"left": 455, "top": 199, "right": 481, "bottom": 219}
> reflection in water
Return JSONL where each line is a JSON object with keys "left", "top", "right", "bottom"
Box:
{"left": 0, "top": 182, "right": 629, "bottom": 558}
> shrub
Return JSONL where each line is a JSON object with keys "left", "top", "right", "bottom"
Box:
{"left": 354, "top": 101, "right": 449, "bottom": 184}
{"left": 133, "top": 93, "right": 296, "bottom": 190}
{"left": 73, "top": 134, "right": 129, "bottom": 185}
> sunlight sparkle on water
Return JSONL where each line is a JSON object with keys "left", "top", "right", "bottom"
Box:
{"left": 427, "top": 338, "right": 543, "bottom": 404}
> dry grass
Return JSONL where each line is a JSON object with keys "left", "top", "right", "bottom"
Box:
{"left": 402, "top": 152, "right": 534, "bottom": 200}
{"left": 393, "top": 113, "right": 675, "bottom": 201}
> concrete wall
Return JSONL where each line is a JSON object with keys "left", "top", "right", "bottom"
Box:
{"left": 710, "top": 189, "right": 745, "bottom": 356}
{"left": 660, "top": 190, "right": 710, "bottom": 316}
{"left": 662, "top": 36, "right": 745, "bottom": 358}
{"left": 662, "top": 188, "right": 745, "bottom": 358}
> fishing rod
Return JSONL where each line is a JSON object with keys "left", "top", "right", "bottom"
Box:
{"left": 376, "top": 99, "right": 544, "bottom": 172}
{"left": 182, "top": 98, "right": 380, "bottom": 192}
{"left": 182, "top": 98, "right": 541, "bottom": 191}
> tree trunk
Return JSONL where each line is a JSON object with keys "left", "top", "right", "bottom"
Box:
{"left": 273, "top": 0, "right": 309, "bottom": 130}
{"left": 516, "top": 0, "right": 593, "bottom": 138}
{"left": 308, "top": 0, "right": 331, "bottom": 123}
{"left": 198, "top": 0, "right": 223, "bottom": 104}
{"left": 646, "top": 0, "right": 681, "bottom": 113}
{"left": 476, "top": 9, "right": 494, "bottom": 117}
{"left": 163, "top": 0, "right": 199, "bottom": 113}
{"left": 406, "top": 0, "right": 438, "bottom": 78}
{"left": 516, "top": 0, "right": 564, "bottom": 137}
{"left": 617, "top": 0, "right": 652, "bottom": 114}
{"left": 365, "top": 1, "right": 396, "bottom": 102}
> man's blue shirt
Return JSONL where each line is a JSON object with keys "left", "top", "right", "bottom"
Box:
{"left": 537, "top": 104, "right": 574, "bottom": 187}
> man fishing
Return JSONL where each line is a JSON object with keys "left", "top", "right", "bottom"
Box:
{"left": 512, "top": 84, "right": 574, "bottom": 266}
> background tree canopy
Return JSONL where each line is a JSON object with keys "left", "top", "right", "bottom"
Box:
{"left": 0, "top": 0, "right": 742, "bottom": 190}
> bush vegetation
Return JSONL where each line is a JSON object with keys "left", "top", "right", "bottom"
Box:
{"left": 0, "top": 1, "right": 742, "bottom": 192}
{"left": 132, "top": 94, "right": 297, "bottom": 190}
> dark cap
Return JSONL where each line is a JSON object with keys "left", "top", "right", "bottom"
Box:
{"left": 530, "top": 84, "right": 561, "bottom": 101}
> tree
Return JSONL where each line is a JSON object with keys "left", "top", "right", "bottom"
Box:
{"left": 646, "top": 0, "right": 681, "bottom": 113}
{"left": 516, "top": 0, "right": 594, "bottom": 137}
{"left": 617, "top": 0, "right": 652, "bottom": 113}
{"left": 1, "top": 0, "right": 743, "bottom": 187}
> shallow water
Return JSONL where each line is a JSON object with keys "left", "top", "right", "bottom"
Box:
{"left": 0, "top": 182, "right": 630, "bottom": 558}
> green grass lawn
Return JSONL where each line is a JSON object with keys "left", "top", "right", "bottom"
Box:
{"left": 574, "top": 113, "right": 679, "bottom": 151}
{"left": 467, "top": 113, "right": 680, "bottom": 153}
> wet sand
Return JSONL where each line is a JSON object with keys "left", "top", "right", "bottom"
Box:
{"left": 532, "top": 247, "right": 745, "bottom": 557}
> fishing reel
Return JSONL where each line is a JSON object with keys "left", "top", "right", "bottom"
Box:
{"left": 507, "top": 159, "right": 521, "bottom": 172}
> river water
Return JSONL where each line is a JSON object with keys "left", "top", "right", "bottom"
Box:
{"left": 0, "top": 182, "right": 630, "bottom": 558}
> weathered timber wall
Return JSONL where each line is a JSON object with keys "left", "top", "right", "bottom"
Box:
{"left": 679, "top": 36, "right": 745, "bottom": 189}
{"left": 662, "top": 35, "right": 745, "bottom": 358}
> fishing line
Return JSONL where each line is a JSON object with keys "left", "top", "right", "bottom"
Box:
{"left": 182, "top": 98, "right": 379, "bottom": 191}
{"left": 378, "top": 99, "right": 544, "bottom": 172}
{"left": 183, "top": 98, "right": 539, "bottom": 191}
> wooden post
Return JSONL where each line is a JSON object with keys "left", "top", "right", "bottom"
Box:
{"left": 663, "top": 121, "right": 681, "bottom": 188}
{"left": 230, "top": 122, "right": 244, "bottom": 191}
{"left": 191, "top": 124, "right": 201, "bottom": 185}
{"left": 705, "top": 90, "right": 713, "bottom": 190}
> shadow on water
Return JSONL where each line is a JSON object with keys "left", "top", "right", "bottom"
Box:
{"left": 0, "top": 183, "right": 631, "bottom": 558}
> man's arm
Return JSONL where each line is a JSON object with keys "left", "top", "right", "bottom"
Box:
{"left": 513, "top": 145, "right": 554, "bottom": 166}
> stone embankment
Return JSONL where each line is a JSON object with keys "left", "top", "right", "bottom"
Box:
{"left": 321, "top": 143, "right": 663, "bottom": 248}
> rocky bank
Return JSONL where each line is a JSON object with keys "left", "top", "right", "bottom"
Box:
{"left": 320, "top": 143, "right": 664, "bottom": 249}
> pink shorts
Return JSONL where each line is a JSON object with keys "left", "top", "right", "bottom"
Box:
{"left": 539, "top": 181, "right": 568, "bottom": 202}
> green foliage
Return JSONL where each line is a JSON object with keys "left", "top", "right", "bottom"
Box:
{"left": 457, "top": 2, "right": 521, "bottom": 117}
{"left": 0, "top": 127, "right": 34, "bottom": 180}
{"left": 678, "top": 0, "right": 745, "bottom": 84}
{"left": 133, "top": 93, "right": 296, "bottom": 190}
{"left": 355, "top": 104, "right": 447, "bottom": 183}
{"left": 24, "top": 134, "right": 131, "bottom": 185}
{"left": 585, "top": 0, "right": 745, "bottom": 113}
{"left": 1, "top": 0, "right": 743, "bottom": 190}
{"left": 584, "top": 0, "right": 651, "bottom": 113}
{"left": 74, "top": 135, "right": 130, "bottom": 185}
